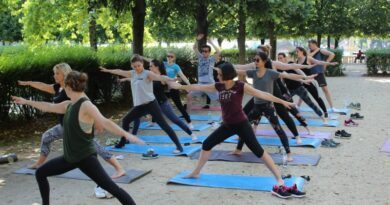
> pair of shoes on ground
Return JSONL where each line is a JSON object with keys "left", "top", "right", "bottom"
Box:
{"left": 350, "top": 113, "right": 364, "bottom": 119}
{"left": 271, "top": 184, "right": 306, "bottom": 199}
{"left": 335, "top": 130, "right": 352, "bottom": 138}
{"left": 321, "top": 139, "right": 340, "bottom": 147}
{"left": 95, "top": 186, "right": 113, "bottom": 199}
{"left": 347, "top": 102, "right": 361, "bottom": 110}
{"left": 344, "top": 118, "right": 359, "bottom": 127}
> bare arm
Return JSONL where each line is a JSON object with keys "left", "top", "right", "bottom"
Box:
{"left": 272, "top": 61, "right": 313, "bottom": 70}
{"left": 193, "top": 34, "right": 204, "bottom": 56}
{"left": 243, "top": 84, "right": 294, "bottom": 109}
{"left": 177, "top": 70, "right": 191, "bottom": 85}
{"left": 168, "top": 82, "right": 217, "bottom": 93}
{"left": 279, "top": 72, "right": 316, "bottom": 81}
{"left": 320, "top": 49, "right": 335, "bottom": 62}
{"left": 147, "top": 72, "right": 175, "bottom": 83}
{"left": 12, "top": 96, "right": 69, "bottom": 114}
{"left": 233, "top": 62, "right": 256, "bottom": 71}
{"left": 100, "top": 67, "right": 131, "bottom": 78}
{"left": 308, "top": 56, "right": 338, "bottom": 66}
{"left": 18, "top": 81, "right": 55, "bottom": 94}
{"left": 208, "top": 39, "right": 221, "bottom": 55}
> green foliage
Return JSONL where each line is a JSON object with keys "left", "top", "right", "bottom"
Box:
{"left": 325, "top": 49, "right": 344, "bottom": 76}
{"left": 365, "top": 49, "right": 390, "bottom": 74}
{"left": 221, "top": 48, "right": 257, "bottom": 63}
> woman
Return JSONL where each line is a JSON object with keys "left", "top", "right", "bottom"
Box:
{"left": 100, "top": 55, "right": 184, "bottom": 153}
{"left": 12, "top": 71, "right": 143, "bottom": 205}
{"left": 235, "top": 52, "right": 316, "bottom": 161}
{"left": 131, "top": 59, "right": 197, "bottom": 141}
{"left": 169, "top": 62, "right": 305, "bottom": 199}
{"left": 204, "top": 52, "right": 225, "bottom": 108}
{"left": 17, "top": 63, "right": 125, "bottom": 179}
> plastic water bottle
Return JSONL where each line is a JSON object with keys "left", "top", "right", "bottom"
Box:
{"left": 282, "top": 151, "right": 288, "bottom": 168}
{"left": 207, "top": 111, "right": 212, "bottom": 124}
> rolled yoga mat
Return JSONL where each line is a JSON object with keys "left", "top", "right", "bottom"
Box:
{"left": 14, "top": 167, "right": 151, "bottom": 184}
{"left": 106, "top": 144, "right": 202, "bottom": 156}
{"left": 224, "top": 136, "right": 322, "bottom": 148}
{"left": 256, "top": 129, "right": 332, "bottom": 139}
{"left": 139, "top": 122, "right": 211, "bottom": 131}
{"left": 167, "top": 171, "right": 305, "bottom": 192}
{"left": 381, "top": 139, "right": 390, "bottom": 153}
{"left": 189, "top": 150, "right": 321, "bottom": 166}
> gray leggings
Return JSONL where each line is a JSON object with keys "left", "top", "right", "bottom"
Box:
{"left": 40, "top": 124, "right": 113, "bottom": 160}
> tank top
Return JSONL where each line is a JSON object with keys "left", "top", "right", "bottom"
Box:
{"left": 311, "top": 50, "right": 325, "bottom": 74}
{"left": 215, "top": 81, "right": 247, "bottom": 124}
{"left": 130, "top": 70, "right": 155, "bottom": 106}
{"left": 63, "top": 97, "right": 96, "bottom": 163}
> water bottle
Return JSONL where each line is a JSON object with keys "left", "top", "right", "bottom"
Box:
{"left": 207, "top": 111, "right": 212, "bottom": 124}
{"left": 282, "top": 151, "right": 288, "bottom": 168}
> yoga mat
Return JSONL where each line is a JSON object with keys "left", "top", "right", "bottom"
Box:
{"left": 189, "top": 150, "right": 321, "bottom": 166}
{"left": 299, "top": 107, "right": 349, "bottom": 114}
{"left": 107, "top": 144, "right": 201, "bottom": 156}
{"left": 139, "top": 135, "right": 207, "bottom": 144}
{"left": 380, "top": 139, "right": 390, "bottom": 153}
{"left": 191, "top": 105, "right": 221, "bottom": 111}
{"left": 168, "top": 171, "right": 305, "bottom": 192}
{"left": 14, "top": 167, "right": 151, "bottom": 184}
{"left": 259, "top": 118, "right": 339, "bottom": 127}
{"left": 139, "top": 122, "right": 211, "bottom": 131}
{"left": 292, "top": 113, "right": 339, "bottom": 120}
{"left": 256, "top": 129, "right": 332, "bottom": 139}
{"left": 189, "top": 115, "right": 221, "bottom": 121}
{"left": 225, "top": 136, "right": 322, "bottom": 148}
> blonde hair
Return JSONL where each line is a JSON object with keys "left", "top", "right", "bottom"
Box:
{"left": 53, "top": 63, "right": 72, "bottom": 77}
{"left": 257, "top": 45, "right": 272, "bottom": 57}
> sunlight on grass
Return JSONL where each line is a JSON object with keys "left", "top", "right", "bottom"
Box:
{"left": 368, "top": 79, "right": 390, "bottom": 83}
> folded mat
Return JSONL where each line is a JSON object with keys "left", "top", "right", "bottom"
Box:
{"left": 168, "top": 171, "right": 305, "bottom": 192}
{"left": 188, "top": 115, "right": 221, "bottom": 121}
{"left": 106, "top": 144, "right": 201, "bottom": 156}
{"left": 139, "top": 135, "right": 207, "bottom": 144}
{"left": 189, "top": 150, "right": 321, "bottom": 166}
{"left": 139, "top": 122, "right": 211, "bottom": 131}
{"left": 299, "top": 107, "right": 349, "bottom": 114}
{"left": 14, "top": 167, "right": 151, "bottom": 184}
{"left": 256, "top": 129, "right": 332, "bottom": 139}
{"left": 225, "top": 136, "right": 322, "bottom": 148}
{"left": 191, "top": 105, "right": 221, "bottom": 111}
{"left": 381, "top": 139, "right": 390, "bottom": 153}
{"left": 259, "top": 118, "right": 339, "bottom": 127}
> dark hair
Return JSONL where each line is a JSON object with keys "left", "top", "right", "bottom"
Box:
{"left": 296, "top": 46, "right": 307, "bottom": 56}
{"left": 278, "top": 52, "right": 286, "bottom": 58}
{"left": 257, "top": 45, "right": 271, "bottom": 56}
{"left": 131, "top": 54, "right": 144, "bottom": 63}
{"left": 150, "top": 59, "right": 167, "bottom": 75}
{"left": 220, "top": 62, "right": 237, "bottom": 81}
{"left": 201, "top": 45, "right": 211, "bottom": 52}
{"left": 256, "top": 51, "right": 268, "bottom": 62}
{"left": 65, "top": 71, "right": 88, "bottom": 92}
{"left": 308, "top": 39, "right": 318, "bottom": 46}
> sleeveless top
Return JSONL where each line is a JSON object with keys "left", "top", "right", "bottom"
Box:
{"left": 311, "top": 50, "right": 325, "bottom": 74}
{"left": 130, "top": 70, "right": 155, "bottom": 106}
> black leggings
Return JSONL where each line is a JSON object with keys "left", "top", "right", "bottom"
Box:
{"left": 35, "top": 154, "right": 136, "bottom": 205}
{"left": 239, "top": 102, "right": 291, "bottom": 154}
{"left": 303, "top": 83, "right": 328, "bottom": 115}
{"left": 168, "top": 89, "right": 191, "bottom": 123}
{"left": 203, "top": 119, "right": 264, "bottom": 158}
{"left": 122, "top": 100, "right": 183, "bottom": 151}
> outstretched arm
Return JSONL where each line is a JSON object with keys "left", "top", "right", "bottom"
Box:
{"left": 279, "top": 72, "right": 317, "bottom": 82}
{"left": 233, "top": 62, "right": 256, "bottom": 71}
{"left": 177, "top": 70, "right": 191, "bottom": 85}
{"left": 148, "top": 72, "right": 175, "bottom": 83}
{"left": 308, "top": 56, "right": 338, "bottom": 66}
{"left": 18, "top": 81, "right": 55, "bottom": 94}
{"left": 243, "top": 84, "right": 294, "bottom": 109}
{"left": 100, "top": 67, "right": 132, "bottom": 78}
{"left": 168, "top": 82, "right": 217, "bottom": 93}
{"left": 11, "top": 96, "right": 69, "bottom": 114}
{"left": 272, "top": 61, "right": 313, "bottom": 70}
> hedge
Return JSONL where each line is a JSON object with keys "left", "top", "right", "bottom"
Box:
{"left": 365, "top": 49, "right": 390, "bottom": 75}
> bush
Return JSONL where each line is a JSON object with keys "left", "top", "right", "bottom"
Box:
{"left": 221, "top": 48, "right": 257, "bottom": 63}
{"left": 365, "top": 49, "right": 390, "bottom": 75}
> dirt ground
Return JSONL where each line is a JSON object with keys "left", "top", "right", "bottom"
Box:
{"left": 0, "top": 64, "right": 389, "bottom": 205}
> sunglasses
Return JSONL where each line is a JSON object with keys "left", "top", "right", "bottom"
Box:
{"left": 201, "top": 50, "right": 210, "bottom": 53}
{"left": 253, "top": 58, "right": 261, "bottom": 63}
{"left": 167, "top": 55, "right": 174, "bottom": 58}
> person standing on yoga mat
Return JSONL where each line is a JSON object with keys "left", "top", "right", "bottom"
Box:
{"left": 100, "top": 54, "right": 184, "bottom": 153}
{"left": 17, "top": 63, "right": 126, "bottom": 179}
{"left": 131, "top": 59, "right": 198, "bottom": 141}
{"left": 186, "top": 34, "right": 220, "bottom": 113}
{"left": 169, "top": 63, "right": 305, "bottom": 199}
{"left": 204, "top": 52, "right": 225, "bottom": 108}
{"left": 12, "top": 71, "right": 142, "bottom": 205}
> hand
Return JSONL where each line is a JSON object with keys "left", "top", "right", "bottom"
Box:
{"left": 301, "top": 79, "right": 314, "bottom": 85}
{"left": 307, "top": 74, "right": 318, "bottom": 79}
{"left": 118, "top": 78, "right": 128, "bottom": 83}
{"left": 196, "top": 33, "right": 204, "bottom": 40}
{"left": 126, "top": 134, "right": 145, "bottom": 145}
{"left": 99, "top": 66, "right": 109, "bottom": 72}
{"left": 331, "top": 62, "right": 338, "bottom": 66}
{"left": 167, "top": 81, "right": 182, "bottom": 90}
{"left": 282, "top": 101, "right": 296, "bottom": 109}
{"left": 18, "top": 81, "right": 30, "bottom": 86}
{"left": 11, "top": 96, "right": 28, "bottom": 105}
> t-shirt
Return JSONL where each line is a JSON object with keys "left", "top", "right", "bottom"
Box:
{"left": 153, "top": 81, "right": 168, "bottom": 105}
{"left": 130, "top": 70, "right": 155, "bottom": 106}
{"left": 311, "top": 49, "right": 325, "bottom": 74}
{"left": 53, "top": 84, "right": 70, "bottom": 124}
{"left": 246, "top": 69, "right": 280, "bottom": 104}
{"left": 215, "top": 81, "right": 247, "bottom": 124}
{"left": 197, "top": 53, "right": 216, "bottom": 83}
{"left": 283, "top": 69, "right": 302, "bottom": 91}
{"left": 163, "top": 62, "right": 181, "bottom": 78}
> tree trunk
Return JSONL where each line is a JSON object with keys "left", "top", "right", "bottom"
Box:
{"left": 317, "top": 33, "right": 322, "bottom": 46}
{"left": 131, "top": 0, "right": 146, "bottom": 55}
{"left": 261, "top": 38, "right": 265, "bottom": 45}
{"left": 327, "top": 35, "right": 331, "bottom": 49}
{"left": 268, "top": 22, "right": 277, "bottom": 60}
{"left": 87, "top": 0, "right": 97, "bottom": 51}
{"left": 335, "top": 37, "right": 340, "bottom": 48}
{"left": 195, "top": 0, "right": 208, "bottom": 50}
{"left": 217, "top": 37, "right": 223, "bottom": 48}
{"left": 237, "top": 0, "right": 246, "bottom": 64}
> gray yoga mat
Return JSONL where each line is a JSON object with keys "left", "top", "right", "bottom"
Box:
{"left": 14, "top": 167, "right": 151, "bottom": 184}
{"left": 189, "top": 150, "right": 321, "bottom": 166}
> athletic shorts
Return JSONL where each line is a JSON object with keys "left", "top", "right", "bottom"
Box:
{"left": 314, "top": 73, "right": 327, "bottom": 87}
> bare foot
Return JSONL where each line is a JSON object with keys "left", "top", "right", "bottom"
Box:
{"left": 287, "top": 154, "right": 293, "bottom": 162}
{"left": 182, "top": 172, "right": 200, "bottom": 179}
{"left": 229, "top": 150, "right": 242, "bottom": 155}
{"left": 111, "top": 169, "right": 126, "bottom": 179}
{"left": 295, "top": 136, "right": 302, "bottom": 145}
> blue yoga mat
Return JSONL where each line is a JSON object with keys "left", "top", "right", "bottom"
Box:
{"left": 225, "top": 136, "right": 321, "bottom": 148}
{"left": 139, "top": 135, "right": 207, "bottom": 144}
{"left": 299, "top": 107, "right": 349, "bottom": 114}
{"left": 189, "top": 115, "right": 221, "bottom": 121}
{"left": 168, "top": 171, "right": 305, "bottom": 192}
{"left": 106, "top": 144, "right": 201, "bottom": 156}
{"left": 259, "top": 118, "right": 339, "bottom": 127}
{"left": 293, "top": 113, "right": 339, "bottom": 120}
{"left": 139, "top": 122, "right": 211, "bottom": 131}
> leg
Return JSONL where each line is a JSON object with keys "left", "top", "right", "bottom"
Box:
{"left": 315, "top": 73, "right": 334, "bottom": 108}
{"left": 295, "top": 87, "right": 324, "bottom": 118}
{"left": 131, "top": 118, "right": 141, "bottom": 135}
{"left": 243, "top": 97, "right": 254, "bottom": 116}
{"left": 321, "top": 85, "right": 334, "bottom": 109}
{"left": 170, "top": 89, "right": 191, "bottom": 123}
{"left": 116, "top": 105, "right": 146, "bottom": 148}
{"left": 77, "top": 155, "right": 136, "bottom": 205}
{"left": 304, "top": 83, "right": 328, "bottom": 116}
{"left": 93, "top": 140, "right": 125, "bottom": 179}
{"left": 35, "top": 156, "right": 77, "bottom": 205}
{"left": 160, "top": 101, "right": 192, "bottom": 135}
{"left": 235, "top": 104, "right": 262, "bottom": 152}
{"left": 30, "top": 124, "right": 64, "bottom": 169}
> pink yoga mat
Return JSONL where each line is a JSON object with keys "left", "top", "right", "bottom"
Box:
{"left": 256, "top": 129, "right": 332, "bottom": 139}
{"left": 191, "top": 105, "right": 221, "bottom": 111}
{"left": 381, "top": 139, "right": 390, "bottom": 153}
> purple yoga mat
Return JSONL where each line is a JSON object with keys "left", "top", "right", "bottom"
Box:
{"left": 256, "top": 129, "right": 332, "bottom": 139}
{"left": 191, "top": 105, "right": 221, "bottom": 111}
{"left": 381, "top": 139, "right": 390, "bottom": 153}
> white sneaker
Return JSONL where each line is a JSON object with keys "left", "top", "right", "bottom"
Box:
{"left": 172, "top": 149, "right": 182, "bottom": 154}
{"left": 191, "top": 134, "right": 198, "bottom": 141}
{"left": 188, "top": 123, "right": 194, "bottom": 130}
{"left": 211, "top": 122, "right": 220, "bottom": 129}
{"left": 330, "top": 107, "right": 340, "bottom": 113}
{"left": 95, "top": 186, "right": 106, "bottom": 198}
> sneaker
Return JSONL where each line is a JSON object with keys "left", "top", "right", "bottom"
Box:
{"left": 271, "top": 185, "right": 292, "bottom": 199}
{"left": 350, "top": 113, "right": 364, "bottom": 119}
{"left": 335, "top": 130, "right": 351, "bottom": 138}
{"left": 188, "top": 123, "right": 194, "bottom": 130}
{"left": 94, "top": 186, "right": 106, "bottom": 198}
{"left": 344, "top": 119, "right": 358, "bottom": 127}
{"left": 172, "top": 149, "right": 183, "bottom": 154}
{"left": 191, "top": 134, "right": 198, "bottom": 141}
{"left": 286, "top": 184, "right": 306, "bottom": 198}
{"left": 324, "top": 112, "right": 329, "bottom": 119}
{"left": 142, "top": 149, "right": 159, "bottom": 160}
{"left": 321, "top": 139, "right": 337, "bottom": 148}
{"left": 202, "top": 105, "right": 210, "bottom": 109}
{"left": 114, "top": 137, "right": 127, "bottom": 148}
{"left": 329, "top": 139, "right": 341, "bottom": 146}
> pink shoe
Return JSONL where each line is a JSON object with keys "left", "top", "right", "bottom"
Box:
{"left": 344, "top": 118, "right": 358, "bottom": 127}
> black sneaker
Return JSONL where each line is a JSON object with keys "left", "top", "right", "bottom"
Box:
{"left": 321, "top": 139, "right": 337, "bottom": 147}
{"left": 114, "top": 137, "right": 127, "bottom": 148}
{"left": 271, "top": 185, "right": 292, "bottom": 199}
{"left": 202, "top": 105, "right": 210, "bottom": 109}
{"left": 335, "top": 130, "right": 351, "bottom": 138}
{"left": 350, "top": 113, "right": 364, "bottom": 119}
{"left": 142, "top": 149, "right": 159, "bottom": 160}
{"left": 287, "top": 184, "right": 306, "bottom": 198}
{"left": 324, "top": 112, "right": 329, "bottom": 118}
